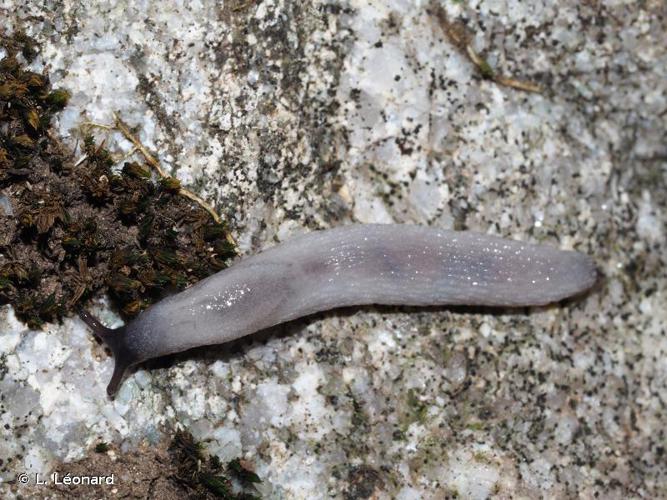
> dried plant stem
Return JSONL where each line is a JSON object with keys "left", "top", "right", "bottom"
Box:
{"left": 432, "top": 4, "right": 542, "bottom": 94}
{"left": 81, "top": 121, "right": 114, "bottom": 131}
{"left": 80, "top": 112, "right": 235, "bottom": 247}
{"left": 112, "top": 112, "right": 167, "bottom": 177}
{"left": 493, "top": 75, "right": 542, "bottom": 94}
{"left": 111, "top": 112, "right": 236, "bottom": 246}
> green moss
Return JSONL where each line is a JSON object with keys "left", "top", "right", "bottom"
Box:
{"left": 406, "top": 388, "right": 429, "bottom": 424}
{"left": 0, "top": 28, "right": 237, "bottom": 325}
{"left": 200, "top": 473, "right": 234, "bottom": 497}
{"left": 477, "top": 58, "right": 495, "bottom": 79}
{"left": 45, "top": 89, "right": 71, "bottom": 109}
{"left": 159, "top": 176, "right": 181, "bottom": 192}
{"left": 151, "top": 247, "right": 180, "bottom": 267}
{"left": 169, "top": 430, "right": 263, "bottom": 499}
{"left": 122, "top": 161, "right": 151, "bottom": 179}
{"left": 94, "top": 442, "right": 110, "bottom": 453}
{"left": 228, "top": 458, "right": 262, "bottom": 485}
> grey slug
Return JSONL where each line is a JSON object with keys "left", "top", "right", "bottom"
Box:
{"left": 80, "top": 224, "right": 597, "bottom": 396}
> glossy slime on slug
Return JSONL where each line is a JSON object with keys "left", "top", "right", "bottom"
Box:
{"left": 80, "top": 224, "right": 598, "bottom": 396}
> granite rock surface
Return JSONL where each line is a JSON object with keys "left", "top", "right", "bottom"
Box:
{"left": 1, "top": 0, "right": 666, "bottom": 498}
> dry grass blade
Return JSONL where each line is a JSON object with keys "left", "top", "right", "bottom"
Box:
{"left": 112, "top": 112, "right": 236, "bottom": 247}
{"left": 431, "top": 3, "right": 542, "bottom": 94}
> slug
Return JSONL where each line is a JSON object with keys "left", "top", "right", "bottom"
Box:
{"left": 80, "top": 224, "right": 597, "bottom": 396}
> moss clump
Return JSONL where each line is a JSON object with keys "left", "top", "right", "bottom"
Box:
{"left": 169, "top": 430, "right": 262, "bottom": 499}
{"left": 0, "top": 30, "right": 236, "bottom": 327}
{"left": 94, "top": 442, "right": 110, "bottom": 453}
{"left": 227, "top": 458, "right": 262, "bottom": 486}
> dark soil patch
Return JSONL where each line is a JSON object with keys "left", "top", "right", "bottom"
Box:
{"left": 15, "top": 431, "right": 262, "bottom": 499}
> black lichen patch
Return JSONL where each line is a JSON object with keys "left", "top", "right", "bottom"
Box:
{"left": 0, "top": 31, "right": 236, "bottom": 327}
{"left": 344, "top": 465, "right": 383, "bottom": 500}
{"left": 169, "top": 430, "right": 262, "bottom": 499}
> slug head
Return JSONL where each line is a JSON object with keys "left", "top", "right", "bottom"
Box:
{"left": 78, "top": 309, "right": 136, "bottom": 398}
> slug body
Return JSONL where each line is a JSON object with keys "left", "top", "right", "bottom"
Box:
{"left": 81, "top": 224, "right": 597, "bottom": 396}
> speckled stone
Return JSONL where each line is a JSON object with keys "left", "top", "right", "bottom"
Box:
{"left": 1, "top": 0, "right": 666, "bottom": 498}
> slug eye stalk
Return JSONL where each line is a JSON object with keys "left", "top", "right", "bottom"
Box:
{"left": 78, "top": 309, "right": 132, "bottom": 397}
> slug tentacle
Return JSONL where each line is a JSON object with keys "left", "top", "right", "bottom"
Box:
{"left": 78, "top": 309, "right": 134, "bottom": 397}
{"left": 78, "top": 309, "right": 115, "bottom": 338}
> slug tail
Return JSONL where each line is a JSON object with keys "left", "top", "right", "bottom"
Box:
{"left": 78, "top": 309, "right": 132, "bottom": 398}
